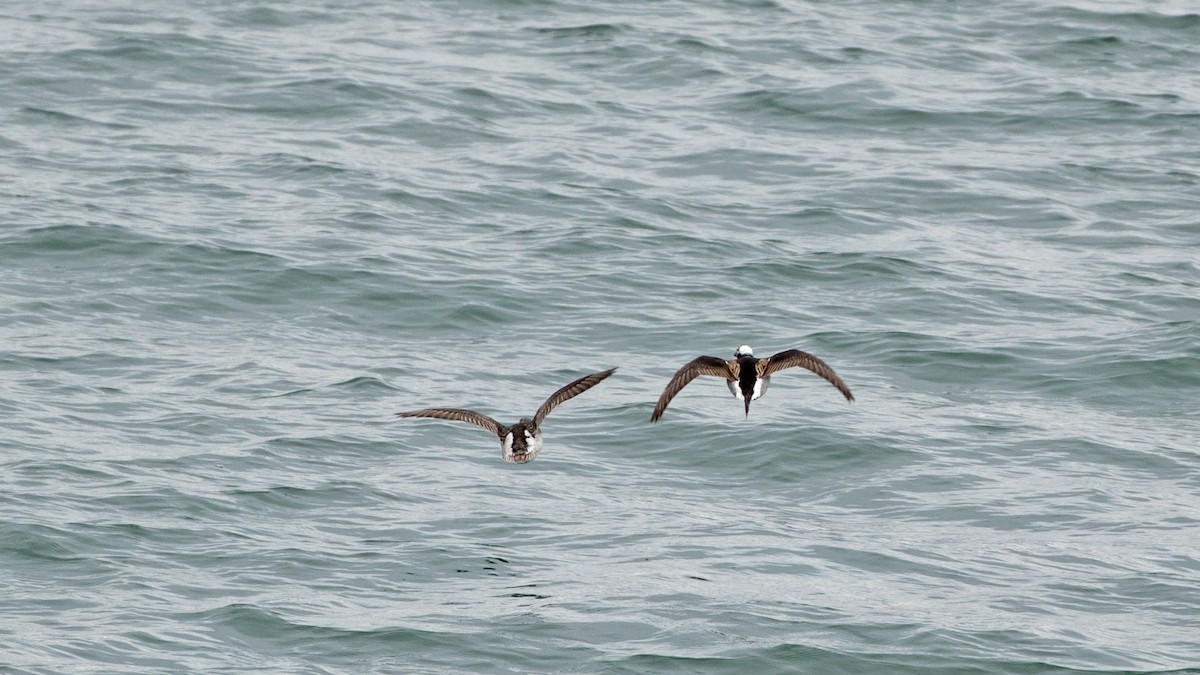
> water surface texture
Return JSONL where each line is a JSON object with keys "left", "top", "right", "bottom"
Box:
{"left": 2, "top": 1, "right": 1199, "bottom": 672}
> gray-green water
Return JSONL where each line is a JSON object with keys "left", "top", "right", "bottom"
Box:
{"left": 2, "top": 1, "right": 1199, "bottom": 673}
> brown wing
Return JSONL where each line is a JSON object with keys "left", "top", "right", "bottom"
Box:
{"left": 650, "top": 356, "right": 737, "bottom": 422}
{"left": 395, "top": 408, "right": 506, "bottom": 437}
{"left": 533, "top": 368, "right": 617, "bottom": 426}
{"left": 761, "top": 349, "right": 854, "bottom": 402}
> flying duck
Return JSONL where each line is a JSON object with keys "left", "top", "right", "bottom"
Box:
{"left": 650, "top": 345, "right": 852, "bottom": 421}
{"left": 398, "top": 368, "right": 616, "bottom": 463}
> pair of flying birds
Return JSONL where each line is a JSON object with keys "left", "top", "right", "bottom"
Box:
{"left": 397, "top": 345, "right": 855, "bottom": 463}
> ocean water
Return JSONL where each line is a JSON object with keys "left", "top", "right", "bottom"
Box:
{"left": 2, "top": 0, "right": 1199, "bottom": 672}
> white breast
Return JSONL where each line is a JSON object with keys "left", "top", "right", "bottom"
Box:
{"left": 526, "top": 430, "right": 544, "bottom": 456}
{"left": 752, "top": 376, "right": 770, "bottom": 400}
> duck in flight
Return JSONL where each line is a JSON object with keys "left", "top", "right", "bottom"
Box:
{"left": 650, "top": 345, "right": 853, "bottom": 421}
{"left": 397, "top": 368, "right": 616, "bottom": 463}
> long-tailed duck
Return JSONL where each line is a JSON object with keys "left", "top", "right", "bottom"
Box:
{"left": 398, "top": 368, "right": 616, "bottom": 463}
{"left": 651, "top": 346, "right": 852, "bottom": 421}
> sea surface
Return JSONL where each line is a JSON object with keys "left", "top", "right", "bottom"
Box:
{"left": 2, "top": 1, "right": 1199, "bottom": 673}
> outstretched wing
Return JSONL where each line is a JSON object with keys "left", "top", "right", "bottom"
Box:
{"left": 395, "top": 408, "right": 506, "bottom": 437}
{"left": 761, "top": 349, "right": 854, "bottom": 402}
{"left": 650, "top": 356, "right": 737, "bottom": 422}
{"left": 533, "top": 368, "right": 617, "bottom": 426}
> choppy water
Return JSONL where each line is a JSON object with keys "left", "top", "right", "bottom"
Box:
{"left": 3, "top": 1, "right": 1200, "bottom": 672}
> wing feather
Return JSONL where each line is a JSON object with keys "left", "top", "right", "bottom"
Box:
{"left": 650, "top": 356, "right": 736, "bottom": 422}
{"left": 761, "top": 349, "right": 854, "bottom": 402}
{"left": 395, "top": 408, "right": 506, "bottom": 437}
{"left": 533, "top": 368, "right": 617, "bottom": 425}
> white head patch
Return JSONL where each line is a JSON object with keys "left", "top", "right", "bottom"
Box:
{"left": 735, "top": 344, "right": 754, "bottom": 358}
